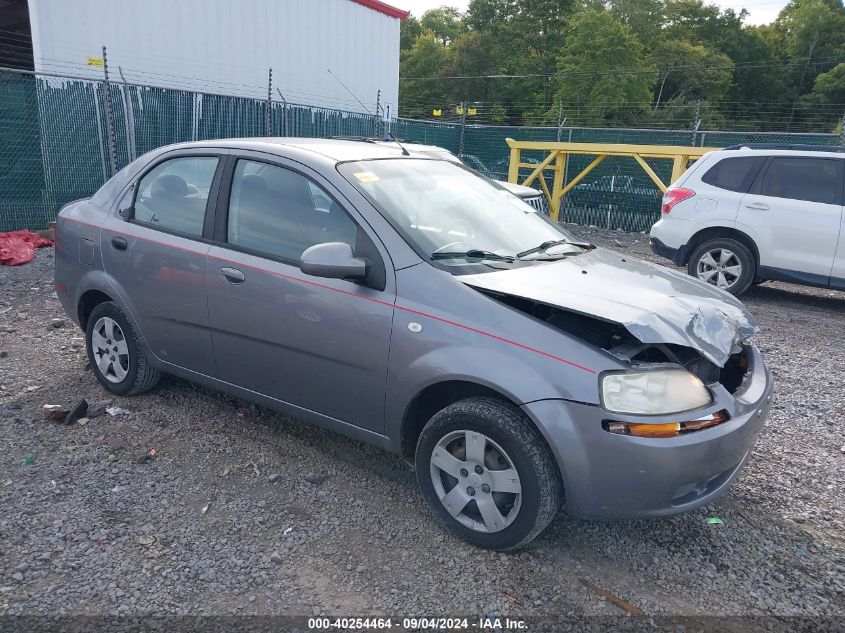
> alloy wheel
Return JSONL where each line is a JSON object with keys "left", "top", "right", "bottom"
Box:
{"left": 696, "top": 248, "right": 742, "bottom": 289}
{"left": 91, "top": 316, "right": 129, "bottom": 383}
{"left": 429, "top": 430, "right": 522, "bottom": 533}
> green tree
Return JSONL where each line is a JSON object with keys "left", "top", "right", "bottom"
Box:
{"left": 663, "top": 0, "right": 746, "bottom": 46}
{"left": 443, "top": 31, "right": 502, "bottom": 104}
{"left": 651, "top": 40, "right": 734, "bottom": 107}
{"left": 811, "top": 63, "right": 845, "bottom": 103}
{"left": 553, "top": 10, "right": 656, "bottom": 125}
{"left": 465, "top": 0, "right": 573, "bottom": 121}
{"left": 421, "top": 7, "right": 465, "bottom": 45}
{"left": 718, "top": 26, "right": 791, "bottom": 130}
{"left": 399, "top": 34, "right": 452, "bottom": 118}
{"left": 775, "top": 0, "right": 845, "bottom": 96}
{"left": 400, "top": 16, "right": 423, "bottom": 51}
{"left": 607, "top": 0, "right": 666, "bottom": 45}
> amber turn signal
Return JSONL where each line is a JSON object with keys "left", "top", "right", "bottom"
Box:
{"left": 604, "top": 411, "right": 728, "bottom": 438}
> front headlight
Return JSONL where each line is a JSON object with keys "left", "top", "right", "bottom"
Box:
{"left": 600, "top": 368, "right": 712, "bottom": 415}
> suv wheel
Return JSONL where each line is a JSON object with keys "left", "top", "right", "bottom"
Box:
{"left": 85, "top": 301, "right": 161, "bottom": 396}
{"left": 688, "top": 238, "right": 755, "bottom": 296}
{"left": 415, "top": 397, "right": 561, "bottom": 551}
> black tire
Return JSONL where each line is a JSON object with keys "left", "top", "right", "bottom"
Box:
{"left": 85, "top": 301, "right": 161, "bottom": 396}
{"left": 415, "top": 397, "right": 562, "bottom": 551}
{"left": 687, "top": 237, "right": 756, "bottom": 296}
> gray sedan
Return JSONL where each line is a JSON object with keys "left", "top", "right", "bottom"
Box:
{"left": 55, "top": 138, "right": 773, "bottom": 550}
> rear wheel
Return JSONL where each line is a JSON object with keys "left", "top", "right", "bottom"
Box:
{"left": 85, "top": 301, "right": 160, "bottom": 396}
{"left": 688, "top": 238, "right": 755, "bottom": 296}
{"left": 415, "top": 397, "right": 561, "bottom": 551}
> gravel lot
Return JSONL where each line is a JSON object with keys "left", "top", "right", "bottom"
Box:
{"left": 1, "top": 226, "right": 843, "bottom": 625}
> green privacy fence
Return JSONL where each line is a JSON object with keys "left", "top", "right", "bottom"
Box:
{"left": 1, "top": 67, "right": 841, "bottom": 232}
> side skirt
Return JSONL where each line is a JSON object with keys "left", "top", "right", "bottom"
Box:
{"left": 153, "top": 359, "right": 394, "bottom": 452}
{"left": 757, "top": 265, "right": 831, "bottom": 290}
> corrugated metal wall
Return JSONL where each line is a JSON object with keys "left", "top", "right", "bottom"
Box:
{"left": 27, "top": 0, "right": 400, "bottom": 114}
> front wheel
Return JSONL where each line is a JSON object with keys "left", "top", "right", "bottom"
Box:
{"left": 687, "top": 238, "right": 756, "bottom": 296}
{"left": 415, "top": 397, "right": 562, "bottom": 551}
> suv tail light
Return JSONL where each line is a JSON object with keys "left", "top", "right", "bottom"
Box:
{"left": 661, "top": 187, "right": 695, "bottom": 214}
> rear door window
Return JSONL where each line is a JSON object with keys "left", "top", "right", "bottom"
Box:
{"left": 758, "top": 157, "right": 841, "bottom": 204}
{"left": 134, "top": 156, "right": 219, "bottom": 236}
{"left": 701, "top": 156, "right": 766, "bottom": 192}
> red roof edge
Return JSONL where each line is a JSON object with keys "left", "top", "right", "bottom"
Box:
{"left": 349, "top": 0, "right": 410, "bottom": 19}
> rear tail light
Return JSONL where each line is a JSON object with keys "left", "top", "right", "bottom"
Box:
{"left": 661, "top": 187, "right": 695, "bottom": 214}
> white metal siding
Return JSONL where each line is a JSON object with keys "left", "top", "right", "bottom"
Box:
{"left": 28, "top": 0, "right": 400, "bottom": 114}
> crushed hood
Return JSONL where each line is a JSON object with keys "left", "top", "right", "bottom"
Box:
{"left": 460, "top": 248, "right": 759, "bottom": 367}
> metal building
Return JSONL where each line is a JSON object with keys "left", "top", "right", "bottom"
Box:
{"left": 17, "top": 0, "right": 407, "bottom": 113}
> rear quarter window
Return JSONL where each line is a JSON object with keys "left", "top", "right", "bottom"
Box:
{"left": 701, "top": 156, "right": 766, "bottom": 193}
{"left": 758, "top": 157, "right": 841, "bottom": 204}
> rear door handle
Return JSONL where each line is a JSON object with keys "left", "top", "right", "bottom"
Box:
{"left": 220, "top": 267, "right": 245, "bottom": 284}
{"left": 744, "top": 201, "right": 769, "bottom": 210}
{"left": 111, "top": 236, "right": 128, "bottom": 250}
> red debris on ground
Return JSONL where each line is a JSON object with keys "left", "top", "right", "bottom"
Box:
{"left": 0, "top": 230, "right": 54, "bottom": 266}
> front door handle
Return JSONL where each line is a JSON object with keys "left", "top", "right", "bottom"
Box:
{"left": 111, "top": 236, "right": 128, "bottom": 251}
{"left": 220, "top": 267, "right": 245, "bottom": 284}
{"left": 744, "top": 201, "right": 769, "bottom": 210}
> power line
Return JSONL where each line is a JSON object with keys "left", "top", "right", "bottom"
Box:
{"left": 400, "top": 55, "right": 845, "bottom": 80}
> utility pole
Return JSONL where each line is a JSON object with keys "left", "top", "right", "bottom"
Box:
{"left": 265, "top": 68, "right": 273, "bottom": 136}
{"left": 373, "top": 90, "right": 381, "bottom": 138}
{"left": 691, "top": 98, "right": 702, "bottom": 146}
{"left": 276, "top": 88, "right": 288, "bottom": 137}
{"left": 458, "top": 100, "right": 467, "bottom": 157}
{"left": 101, "top": 46, "right": 118, "bottom": 177}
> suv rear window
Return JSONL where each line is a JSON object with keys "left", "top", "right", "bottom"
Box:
{"left": 701, "top": 156, "right": 766, "bottom": 192}
{"left": 759, "top": 157, "right": 840, "bottom": 204}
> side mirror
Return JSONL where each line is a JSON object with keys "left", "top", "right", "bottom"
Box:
{"left": 300, "top": 242, "right": 366, "bottom": 280}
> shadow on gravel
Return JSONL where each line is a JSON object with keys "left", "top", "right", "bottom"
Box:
{"left": 743, "top": 284, "right": 845, "bottom": 312}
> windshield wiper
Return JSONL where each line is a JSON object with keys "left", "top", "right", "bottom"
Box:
{"left": 516, "top": 240, "right": 591, "bottom": 259}
{"left": 431, "top": 249, "right": 515, "bottom": 262}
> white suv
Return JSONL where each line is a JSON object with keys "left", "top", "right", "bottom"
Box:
{"left": 650, "top": 145, "right": 845, "bottom": 295}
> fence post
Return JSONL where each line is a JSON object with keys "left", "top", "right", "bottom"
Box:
{"left": 840, "top": 112, "right": 845, "bottom": 146}
{"left": 458, "top": 100, "right": 466, "bottom": 157}
{"left": 556, "top": 101, "right": 564, "bottom": 142}
{"left": 101, "top": 46, "right": 118, "bottom": 177}
{"left": 691, "top": 98, "right": 701, "bottom": 146}
{"left": 276, "top": 88, "right": 288, "bottom": 136}
{"left": 117, "top": 65, "right": 136, "bottom": 160}
{"left": 374, "top": 90, "right": 381, "bottom": 138}
{"left": 266, "top": 67, "right": 273, "bottom": 136}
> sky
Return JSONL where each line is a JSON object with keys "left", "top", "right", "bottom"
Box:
{"left": 393, "top": 0, "right": 790, "bottom": 25}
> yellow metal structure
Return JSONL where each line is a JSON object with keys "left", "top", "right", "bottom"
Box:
{"left": 505, "top": 138, "right": 718, "bottom": 221}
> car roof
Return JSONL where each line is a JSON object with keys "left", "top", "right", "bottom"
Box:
{"left": 159, "top": 137, "right": 436, "bottom": 162}
{"left": 709, "top": 146, "right": 845, "bottom": 160}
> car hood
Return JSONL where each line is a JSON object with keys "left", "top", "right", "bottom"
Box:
{"left": 459, "top": 248, "right": 759, "bottom": 367}
{"left": 496, "top": 180, "right": 542, "bottom": 198}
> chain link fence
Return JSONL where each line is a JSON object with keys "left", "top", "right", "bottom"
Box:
{"left": 395, "top": 120, "right": 842, "bottom": 232}
{"left": 1, "top": 66, "right": 841, "bottom": 232}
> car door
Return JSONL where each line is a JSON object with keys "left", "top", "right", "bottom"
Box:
{"left": 738, "top": 156, "right": 844, "bottom": 282}
{"left": 100, "top": 151, "right": 224, "bottom": 376}
{"left": 205, "top": 155, "right": 395, "bottom": 433}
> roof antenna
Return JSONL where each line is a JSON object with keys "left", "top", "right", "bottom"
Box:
{"left": 327, "top": 68, "right": 409, "bottom": 156}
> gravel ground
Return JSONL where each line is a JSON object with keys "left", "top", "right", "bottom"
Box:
{"left": 1, "top": 229, "right": 843, "bottom": 625}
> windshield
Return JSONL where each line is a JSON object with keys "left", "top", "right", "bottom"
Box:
{"left": 337, "top": 159, "right": 577, "bottom": 267}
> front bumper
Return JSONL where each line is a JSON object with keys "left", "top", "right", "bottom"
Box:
{"left": 522, "top": 345, "right": 773, "bottom": 519}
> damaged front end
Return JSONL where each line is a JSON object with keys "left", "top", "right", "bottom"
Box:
{"left": 477, "top": 290, "right": 754, "bottom": 399}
